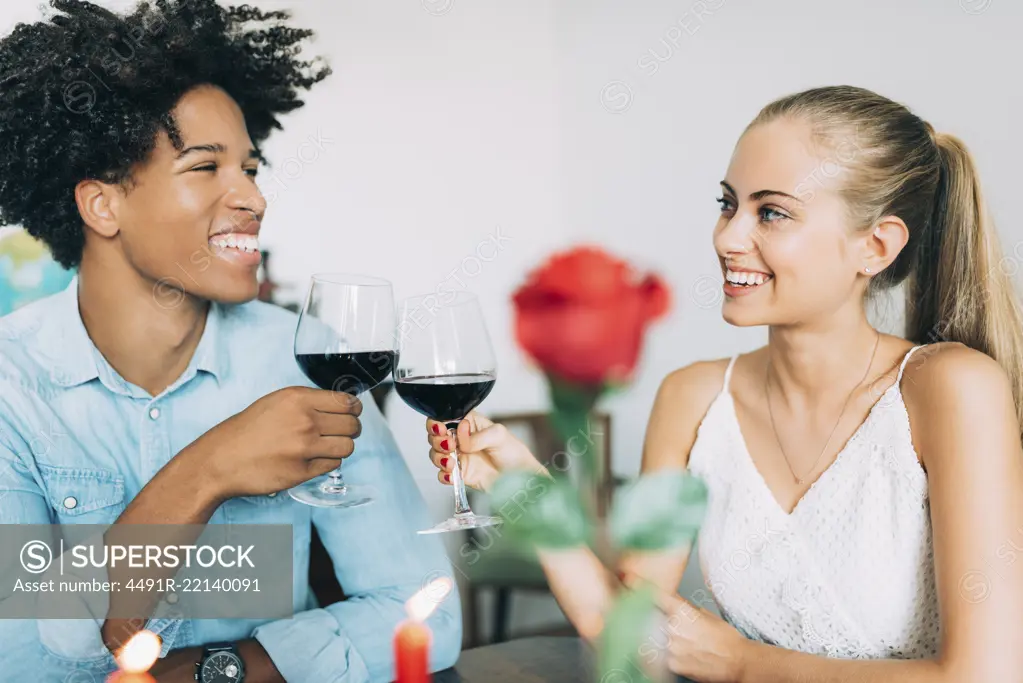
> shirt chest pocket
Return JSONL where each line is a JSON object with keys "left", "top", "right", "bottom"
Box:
{"left": 38, "top": 464, "right": 126, "bottom": 525}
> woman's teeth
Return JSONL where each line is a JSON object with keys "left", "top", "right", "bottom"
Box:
{"left": 725, "top": 269, "right": 772, "bottom": 286}
{"left": 210, "top": 233, "right": 260, "bottom": 253}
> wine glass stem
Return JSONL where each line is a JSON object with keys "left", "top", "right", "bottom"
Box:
{"left": 447, "top": 425, "right": 473, "bottom": 516}
{"left": 325, "top": 466, "right": 346, "bottom": 493}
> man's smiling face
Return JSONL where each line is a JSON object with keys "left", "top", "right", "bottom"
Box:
{"left": 108, "top": 84, "right": 268, "bottom": 305}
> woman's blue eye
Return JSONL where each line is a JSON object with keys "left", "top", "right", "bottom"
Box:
{"left": 716, "top": 196, "right": 734, "bottom": 211}
{"left": 760, "top": 207, "right": 788, "bottom": 222}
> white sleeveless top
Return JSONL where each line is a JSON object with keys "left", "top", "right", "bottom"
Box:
{"left": 687, "top": 346, "right": 940, "bottom": 659}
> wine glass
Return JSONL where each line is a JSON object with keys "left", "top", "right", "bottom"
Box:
{"left": 393, "top": 291, "right": 501, "bottom": 534}
{"left": 288, "top": 273, "right": 397, "bottom": 508}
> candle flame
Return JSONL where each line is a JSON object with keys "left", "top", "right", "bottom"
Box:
{"left": 405, "top": 576, "right": 454, "bottom": 622}
{"left": 116, "top": 630, "right": 161, "bottom": 673}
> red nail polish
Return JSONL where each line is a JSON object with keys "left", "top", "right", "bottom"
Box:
{"left": 444, "top": 473, "right": 451, "bottom": 483}
{"left": 441, "top": 439, "right": 449, "bottom": 451}
{"left": 440, "top": 457, "right": 449, "bottom": 468}
{"left": 432, "top": 424, "right": 441, "bottom": 435}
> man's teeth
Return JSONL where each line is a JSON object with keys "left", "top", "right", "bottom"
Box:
{"left": 210, "top": 234, "right": 259, "bottom": 253}
{"left": 725, "top": 269, "right": 771, "bottom": 286}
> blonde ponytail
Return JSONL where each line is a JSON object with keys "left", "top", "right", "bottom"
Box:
{"left": 907, "top": 133, "right": 1023, "bottom": 428}
{"left": 751, "top": 86, "right": 1023, "bottom": 434}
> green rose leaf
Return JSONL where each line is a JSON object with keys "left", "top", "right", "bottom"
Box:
{"left": 599, "top": 582, "right": 658, "bottom": 683}
{"left": 489, "top": 472, "right": 592, "bottom": 550}
{"left": 610, "top": 470, "right": 708, "bottom": 551}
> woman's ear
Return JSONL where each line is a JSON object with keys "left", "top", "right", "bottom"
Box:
{"left": 862, "top": 215, "right": 909, "bottom": 275}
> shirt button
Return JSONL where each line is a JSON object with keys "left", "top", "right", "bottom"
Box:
{"left": 149, "top": 408, "right": 161, "bottom": 420}
{"left": 165, "top": 592, "right": 179, "bottom": 605}
{"left": 63, "top": 496, "right": 78, "bottom": 510}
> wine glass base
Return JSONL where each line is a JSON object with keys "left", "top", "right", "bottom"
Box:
{"left": 418, "top": 513, "right": 503, "bottom": 535}
{"left": 288, "top": 478, "right": 375, "bottom": 509}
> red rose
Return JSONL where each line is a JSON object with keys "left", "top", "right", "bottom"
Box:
{"left": 513, "top": 246, "right": 670, "bottom": 386}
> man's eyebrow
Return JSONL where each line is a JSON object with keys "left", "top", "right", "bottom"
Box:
{"left": 175, "top": 143, "right": 228, "bottom": 160}
{"left": 177, "top": 143, "right": 264, "bottom": 164}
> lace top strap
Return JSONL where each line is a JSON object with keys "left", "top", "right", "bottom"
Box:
{"left": 723, "top": 355, "right": 740, "bottom": 392}
{"left": 896, "top": 345, "right": 926, "bottom": 383}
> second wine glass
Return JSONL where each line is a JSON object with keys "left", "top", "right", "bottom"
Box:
{"left": 393, "top": 291, "right": 501, "bottom": 534}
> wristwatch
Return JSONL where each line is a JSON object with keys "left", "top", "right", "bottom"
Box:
{"left": 195, "top": 642, "right": 245, "bottom": 683}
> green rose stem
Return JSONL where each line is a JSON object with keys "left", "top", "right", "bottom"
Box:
{"left": 546, "top": 374, "right": 616, "bottom": 567}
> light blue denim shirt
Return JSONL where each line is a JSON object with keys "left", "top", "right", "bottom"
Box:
{"left": 0, "top": 278, "right": 461, "bottom": 682}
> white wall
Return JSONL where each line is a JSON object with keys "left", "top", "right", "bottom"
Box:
{"left": 5, "top": 0, "right": 1022, "bottom": 641}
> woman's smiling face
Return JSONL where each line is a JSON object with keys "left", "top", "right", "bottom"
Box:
{"left": 713, "top": 117, "right": 869, "bottom": 327}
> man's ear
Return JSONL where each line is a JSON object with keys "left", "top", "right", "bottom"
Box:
{"left": 75, "top": 179, "right": 122, "bottom": 239}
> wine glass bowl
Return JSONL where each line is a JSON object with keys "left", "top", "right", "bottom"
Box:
{"left": 289, "top": 273, "right": 396, "bottom": 508}
{"left": 393, "top": 291, "right": 501, "bottom": 534}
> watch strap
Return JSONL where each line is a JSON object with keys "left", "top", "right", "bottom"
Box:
{"left": 204, "top": 641, "right": 236, "bottom": 655}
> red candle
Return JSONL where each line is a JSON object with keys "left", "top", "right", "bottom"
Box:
{"left": 393, "top": 576, "right": 454, "bottom": 683}
{"left": 394, "top": 618, "right": 432, "bottom": 683}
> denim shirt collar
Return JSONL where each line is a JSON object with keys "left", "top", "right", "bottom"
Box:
{"left": 45, "top": 277, "right": 229, "bottom": 391}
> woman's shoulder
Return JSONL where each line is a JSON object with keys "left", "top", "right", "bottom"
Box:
{"left": 901, "top": 341, "right": 1009, "bottom": 399}
{"left": 900, "top": 342, "right": 1019, "bottom": 472}
{"left": 657, "top": 356, "right": 735, "bottom": 406}
{"left": 643, "top": 357, "right": 737, "bottom": 471}
{"left": 900, "top": 341, "right": 1014, "bottom": 449}
{"left": 653, "top": 353, "right": 766, "bottom": 428}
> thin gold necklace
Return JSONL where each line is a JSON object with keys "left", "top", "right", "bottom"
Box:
{"left": 765, "top": 331, "right": 881, "bottom": 485}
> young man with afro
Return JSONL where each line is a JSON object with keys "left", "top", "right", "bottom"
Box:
{"left": 0, "top": 1, "right": 461, "bottom": 681}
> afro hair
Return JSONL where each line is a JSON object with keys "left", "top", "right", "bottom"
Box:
{"left": 0, "top": 0, "right": 332, "bottom": 268}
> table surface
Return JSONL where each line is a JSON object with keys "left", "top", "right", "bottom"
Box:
{"left": 433, "top": 637, "right": 595, "bottom": 683}
{"left": 433, "top": 636, "right": 694, "bottom": 683}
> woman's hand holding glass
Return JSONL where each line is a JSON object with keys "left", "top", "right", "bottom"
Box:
{"left": 425, "top": 411, "right": 548, "bottom": 491}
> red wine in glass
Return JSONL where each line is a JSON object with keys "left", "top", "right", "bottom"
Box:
{"left": 394, "top": 292, "right": 501, "bottom": 534}
{"left": 297, "top": 351, "right": 397, "bottom": 396}
{"left": 289, "top": 274, "right": 396, "bottom": 509}
{"left": 393, "top": 373, "right": 495, "bottom": 423}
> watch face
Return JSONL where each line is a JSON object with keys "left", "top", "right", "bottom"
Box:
{"left": 200, "top": 651, "right": 244, "bottom": 683}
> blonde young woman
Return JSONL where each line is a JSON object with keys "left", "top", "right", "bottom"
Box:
{"left": 426, "top": 86, "right": 1023, "bottom": 682}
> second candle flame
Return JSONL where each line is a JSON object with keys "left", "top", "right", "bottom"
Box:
{"left": 405, "top": 576, "right": 454, "bottom": 622}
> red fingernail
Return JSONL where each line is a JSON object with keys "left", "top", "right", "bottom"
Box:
{"left": 440, "top": 457, "right": 449, "bottom": 467}
{"left": 444, "top": 473, "right": 451, "bottom": 483}
{"left": 441, "top": 439, "right": 449, "bottom": 450}
{"left": 432, "top": 424, "right": 441, "bottom": 435}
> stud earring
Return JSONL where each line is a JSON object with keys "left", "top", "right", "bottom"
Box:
{"left": 864, "top": 267, "right": 872, "bottom": 274}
